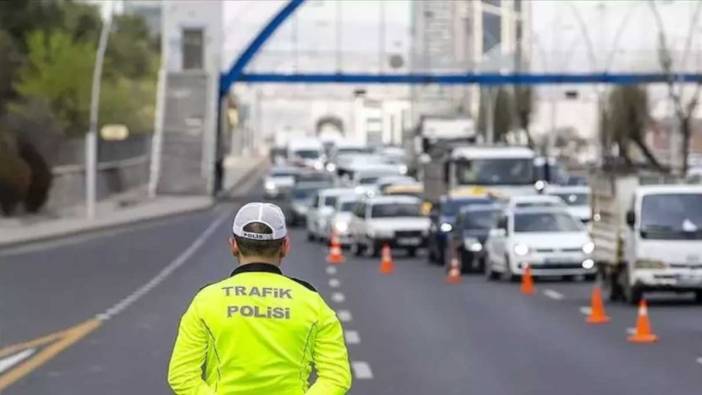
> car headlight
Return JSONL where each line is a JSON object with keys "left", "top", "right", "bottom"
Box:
{"left": 334, "top": 221, "right": 349, "bottom": 233}
{"left": 635, "top": 259, "right": 667, "bottom": 269}
{"left": 439, "top": 222, "right": 453, "bottom": 233}
{"left": 399, "top": 164, "right": 408, "bottom": 174}
{"left": 582, "top": 242, "right": 595, "bottom": 254}
{"left": 314, "top": 161, "right": 324, "bottom": 171}
{"left": 326, "top": 163, "right": 337, "bottom": 172}
{"left": 464, "top": 238, "right": 483, "bottom": 252}
{"left": 581, "top": 259, "right": 595, "bottom": 269}
{"left": 513, "top": 243, "right": 530, "bottom": 256}
{"left": 265, "top": 181, "right": 276, "bottom": 191}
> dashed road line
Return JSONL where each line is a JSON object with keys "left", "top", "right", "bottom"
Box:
{"left": 579, "top": 306, "right": 592, "bottom": 316}
{"left": 351, "top": 361, "right": 374, "bottom": 379}
{"left": 344, "top": 330, "right": 361, "bottom": 344}
{"left": 331, "top": 292, "right": 345, "bottom": 303}
{"left": 329, "top": 278, "right": 341, "bottom": 288}
{"left": 543, "top": 289, "right": 564, "bottom": 300}
{"left": 337, "top": 310, "right": 353, "bottom": 322}
{"left": 326, "top": 266, "right": 337, "bottom": 275}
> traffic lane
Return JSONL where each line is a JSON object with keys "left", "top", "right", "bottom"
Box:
{"left": 0, "top": 208, "right": 221, "bottom": 348}
{"left": 3, "top": 210, "right": 335, "bottom": 394}
{"left": 331, "top": 248, "right": 702, "bottom": 394}
{"left": 534, "top": 278, "right": 702, "bottom": 367}
{"left": 3, "top": 205, "right": 241, "bottom": 395}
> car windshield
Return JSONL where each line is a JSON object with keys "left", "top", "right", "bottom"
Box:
{"left": 515, "top": 201, "right": 562, "bottom": 208}
{"left": 294, "top": 149, "right": 320, "bottom": 159}
{"left": 514, "top": 212, "right": 583, "bottom": 232}
{"left": 461, "top": 210, "right": 500, "bottom": 230}
{"left": 551, "top": 192, "right": 589, "bottom": 206}
{"left": 442, "top": 199, "right": 490, "bottom": 216}
{"left": 640, "top": 194, "right": 702, "bottom": 240}
{"left": 323, "top": 196, "right": 338, "bottom": 207}
{"left": 337, "top": 147, "right": 371, "bottom": 155}
{"left": 371, "top": 203, "right": 421, "bottom": 218}
{"left": 455, "top": 158, "right": 534, "bottom": 185}
{"left": 271, "top": 170, "right": 297, "bottom": 177}
{"left": 359, "top": 176, "right": 380, "bottom": 185}
{"left": 292, "top": 187, "right": 319, "bottom": 200}
{"left": 339, "top": 201, "right": 357, "bottom": 212}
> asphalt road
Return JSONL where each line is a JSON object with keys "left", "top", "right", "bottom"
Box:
{"left": 1, "top": 184, "right": 702, "bottom": 394}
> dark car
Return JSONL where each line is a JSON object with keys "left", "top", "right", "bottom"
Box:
{"left": 427, "top": 195, "right": 493, "bottom": 265}
{"left": 446, "top": 204, "right": 502, "bottom": 273}
{"left": 285, "top": 181, "right": 332, "bottom": 226}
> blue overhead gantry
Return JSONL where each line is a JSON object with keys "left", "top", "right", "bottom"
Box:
{"left": 219, "top": 0, "right": 702, "bottom": 97}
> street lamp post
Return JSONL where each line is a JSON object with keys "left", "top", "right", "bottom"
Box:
{"left": 86, "top": 2, "right": 114, "bottom": 219}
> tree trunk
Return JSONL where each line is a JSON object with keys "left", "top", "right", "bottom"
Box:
{"left": 632, "top": 137, "right": 667, "bottom": 172}
{"left": 682, "top": 114, "right": 692, "bottom": 176}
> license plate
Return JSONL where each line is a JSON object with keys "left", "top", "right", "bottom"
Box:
{"left": 398, "top": 237, "right": 421, "bottom": 246}
{"left": 544, "top": 257, "right": 578, "bottom": 264}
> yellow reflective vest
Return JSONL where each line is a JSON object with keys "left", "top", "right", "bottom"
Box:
{"left": 168, "top": 263, "right": 352, "bottom": 395}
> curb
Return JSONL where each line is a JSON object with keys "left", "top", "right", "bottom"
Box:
{"left": 0, "top": 200, "right": 215, "bottom": 251}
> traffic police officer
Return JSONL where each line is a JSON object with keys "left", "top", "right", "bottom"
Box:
{"left": 168, "top": 202, "right": 352, "bottom": 395}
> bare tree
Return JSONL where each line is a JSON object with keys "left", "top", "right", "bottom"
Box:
{"left": 606, "top": 85, "right": 666, "bottom": 171}
{"left": 649, "top": 1, "right": 702, "bottom": 175}
{"left": 513, "top": 86, "right": 534, "bottom": 147}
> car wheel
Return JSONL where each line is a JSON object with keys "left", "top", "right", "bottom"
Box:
{"left": 503, "top": 255, "right": 519, "bottom": 282}
{"left": 307, "top": 232, "right": 315, "bottom": 242}
{"left": 351, "top": 240, "right": 364, "bottom": 256}
{"left": 484, "top": 255, "right": 499, "bottom": 281}
{"left": 460, "top": 251, "right": 473, "bottom": 273}
{"left": 695, "top": 291, "right": 702, "bottom": 304}
{"left": 427, "top": 243, "right": 437, "bottom": 263}
{"left": 407, "top": 247, "right": 417, "bottom": 257}
{"left": 621, "top": 268, "right": 642, "bottom": 305}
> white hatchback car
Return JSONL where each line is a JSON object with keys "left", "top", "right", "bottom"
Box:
{"left": 546, "top": 185, "right": 591, "bottom": 223}
{"left": 484, "top": 207, "right": 596, "bottom": 281}
{"left": 349, "top": 196, "right": 430, "bottom": 257}
{"left": 306, "top": 188, "right": 356, "bottom": 241}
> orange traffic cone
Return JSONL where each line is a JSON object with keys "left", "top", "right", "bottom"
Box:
{"left": 326, "top": 232, "right": 345, "bottom": 265}
{"left": 586, "top": 285, "right": 610, "bottom": 324}
{"left": 445, "top": 256, "right": 462, "bottom": 284}
{"left": 379, "top": 244, "right": 395, "bottom": 274}
{"left": 628, "top": 299, "right": 658, "bottom": 343}
{"left": 520, "top": 265, "right": 535, "bottom": 295}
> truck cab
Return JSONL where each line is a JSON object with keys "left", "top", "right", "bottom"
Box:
{"left": 447, "top": 146, "right": 537, "bottom": 199}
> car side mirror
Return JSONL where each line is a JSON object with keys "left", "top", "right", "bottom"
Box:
{"left": 626, "top": 210, "right": 635, "bottom": 228}
{"left": 489, "top": 228, "right": 506, "bottom": 238}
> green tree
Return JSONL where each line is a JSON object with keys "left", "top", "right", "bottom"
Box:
{"left": 478, "top": 87, "right": 514, "bottom": 143}
{"left": 513, "top": 86, "right": 534, "bottom": 147}
{"left": 14, "top": 30, "right": 96, "bottom": 135}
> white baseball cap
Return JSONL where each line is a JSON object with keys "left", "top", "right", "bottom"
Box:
{"left": 232, "top": 202, "right": 287, "bottom": 240}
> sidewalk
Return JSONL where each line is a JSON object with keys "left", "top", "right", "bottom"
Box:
{"left": 0, "top": 155, "right": 267, "bottom": 248}
{"left": 0, "top": 194, "right": 214, "bottom": 248}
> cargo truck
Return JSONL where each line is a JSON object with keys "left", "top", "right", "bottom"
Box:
{"left": 591, "top": 171, "right": 702, "bottom": 304}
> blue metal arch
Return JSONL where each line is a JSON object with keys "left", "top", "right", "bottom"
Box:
{"left": 220, "top": 0, "right": 305, "bottom": 96}
{"left": 220, "top": 0, "right": 702, "bottom": 96}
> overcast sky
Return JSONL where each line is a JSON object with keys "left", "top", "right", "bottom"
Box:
{"left": 221, "top": 0, "right": 702, "bottom": 74}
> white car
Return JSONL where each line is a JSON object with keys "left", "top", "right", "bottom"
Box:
{"left": 349, "top": 196, "right": 430, "bottom": 257}
{"left": 484, "top": 207, "right": 596, "bottom": 281}
{"left": 306, "top": 188, "right": 356, "bottom": 241}
{"left": 349, "top": 164, "right": 405, "bottom": 195}
{"left": 263, "top": 166, "right": 300, "bottom": 199}
{"left": 505, "top": 194, "right": 567, "bottom": 210}
{"left": 323, "top": 195, "right": 363, "bottom": 246}
{"left": 546, "top": 185, "right": 591, "bottom": 223}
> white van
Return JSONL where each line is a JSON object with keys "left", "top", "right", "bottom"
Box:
{"left": 287, "top": 139, "right": 324, "bottom": 170}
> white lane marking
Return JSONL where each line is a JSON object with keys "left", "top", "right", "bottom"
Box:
{"left": 337, "top": 310, "right": 353, "bottom": 322}
{"left": 579, "top": 306, "right": 592, "bottom": 316}
{"left": 95, "top": 213, "right": 229, "bottom": 321}
{"left": 0, "top": 348, "right": 35, "bottom": 374}
{"left": 626, "top": 327, "right": 637, "bottom": 335}
{"left": 351, "top": 361, "right": 374, "bottom": 379}
{"left": 696, "top": 357, "right": 702, "bottom": 366}
{"left": 345, "top": 330, "right": 361, "bottom": 344}
{"left": 543, "top": 289, "right": 564, "bottom": 300}
{"left": 329, "top": 278, "right": 341, "bottom": 288}
{"left": 331, "top": 292, "right": 345, "bottom": 303}
{"left": 326, "top": 266, "right": 337, "bottom": 275}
